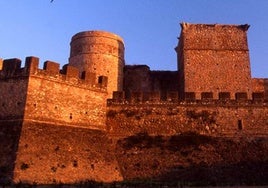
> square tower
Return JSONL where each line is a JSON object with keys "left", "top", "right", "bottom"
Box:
{"left": 175, "top": 23, "right": 252, "bottom": 100}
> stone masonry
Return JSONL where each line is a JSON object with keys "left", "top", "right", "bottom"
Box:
{"left": 0, "top": 22, "right": 267, "bottom": 184}
{"left": 175, "top": 23, "right": 252, "bottom": 100}
{"left": 69, "top": 31, "right": 125, "bottom": 98}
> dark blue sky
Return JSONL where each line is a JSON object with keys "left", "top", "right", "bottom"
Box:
{"left": 0, "top": 0, "right": 267, "bottom": 77}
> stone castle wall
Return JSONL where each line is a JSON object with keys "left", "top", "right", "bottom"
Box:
{"left": 12, "top": 121, "right": 122, "bottom": 184}
{"left": 0, "top": 57, "right": 114, "bottom": 184}
{"left": 0, "top": 58, "right": 29, "bottom": 120}
{"left": 0, "top": 57, "right": 108, "bottom": 129}
{"left": 123, "top": 65, "right": 178, "bottom": 99}
{"left": 25, "top": 57, "right": 108, "bottom": 129}
{"left": 176, "top": 23, "right": 252, "bottom": 100}
{"left": 107, "top": 93, "right": 268, "bottom": 138}
{"left": 69, "top": 31, "right": 125, "bottom": 98}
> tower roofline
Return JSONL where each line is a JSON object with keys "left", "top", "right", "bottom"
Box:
{"left": 71, "top": 30, "right": 124, "bottom": 45}
{"left": 180, "top": 22, "right": 250, "bottom": 31}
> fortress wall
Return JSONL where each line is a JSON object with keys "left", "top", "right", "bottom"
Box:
{"left": 183, "top": 50, "right": 252, "bottom": 99}
{"left": 123, "top": 65, "right": 152, "bottom": 100}
{"left": 123, "top": 65, "right": 178, "bottom": 99}
{"left": 107, "top": 103, "right": 268, "bottom": 138}
{"left": 110, "top": 90, "right": 265, "bottom": 103}
{"left": 0, "top": 79, "right": 28, "bottom": 119}
{"left": 150, "top": 71, "right": 178, "bottom": 94}
{"left": 0, "top": 120, "right": 23, "bottom": 183}
{"left": 23, "top": 57, "right": 108, "bottom": 129}
{"left": 13, "top": 121, "right": 122, "bottom": 184}
{"left": 177, "top": 24, "right": 252, "bottom": 100}
{"left": 0, "top": 59, "right": 29, "bottom": 120}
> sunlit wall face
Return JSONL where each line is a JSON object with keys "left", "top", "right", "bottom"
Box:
{"left": 69, "top": 31, "right": 125, "bottom": 98}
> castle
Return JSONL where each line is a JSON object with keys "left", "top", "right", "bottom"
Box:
{"left": 0, "top": 23, "right": 267, "bottom": 184}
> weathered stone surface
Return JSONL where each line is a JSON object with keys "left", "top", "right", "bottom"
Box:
{"left": 107, "top": 102, "right": 268, "bottom": 138}
{"left": 12, "top": 121, "right": 122, "bottom": 184}
{"left": 25, "top": 70, "right": 107, "bottom": 129}
{"left": 0, "top": 77, "right": 28, "bottom": 120}
{"left": 0, "top": 120, "right": 22, "bottom": 184}
{"left": 115, "top": 133, "right": 268, "bottom": 185}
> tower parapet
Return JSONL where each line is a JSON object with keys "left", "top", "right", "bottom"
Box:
{"left": 69, "top": 31, "right": 125, "bottom": 98}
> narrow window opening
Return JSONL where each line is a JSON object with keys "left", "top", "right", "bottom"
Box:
{"left": 70, "top": 113, "right": 73, "bottom": 120}
{"left": 238, "top": 120, "right": 243, "bottom": 130}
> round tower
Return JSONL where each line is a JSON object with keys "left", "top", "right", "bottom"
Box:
{"left": 69, "top": 31, "right": 125, "bottom": 98}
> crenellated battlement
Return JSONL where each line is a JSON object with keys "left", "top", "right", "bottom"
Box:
{"left": 0, "top": 56, "right": 108, "bottom": 92}
{"left": 108, "top": 91, "right": 267, "bottom": 106}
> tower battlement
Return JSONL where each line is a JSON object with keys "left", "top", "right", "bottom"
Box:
{"left": 0, "top": 57, "right": 108, "bottom": 91}
{"left": 108, "top": 91, "right": 267, "bottom": 105}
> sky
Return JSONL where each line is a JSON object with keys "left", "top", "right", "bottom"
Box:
{"left": 0, "top": 0, "right": 267, "bottom": 78}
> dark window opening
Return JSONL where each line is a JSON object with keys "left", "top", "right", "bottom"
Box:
{"left": 238, "top": 120, "right": 243, "bottom": 130}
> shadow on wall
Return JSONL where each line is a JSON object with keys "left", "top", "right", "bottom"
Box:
{"left": 0, "top": 58, "right": 30, "bottom": 184}
{"left": 0, "top": 130, "right": 267, "bottom": 186}
{"left": 0, "top": 121, "right": 23, "bottom": 184}
{"left": 115, "top": 132, "right": 268, "bottom": 186}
